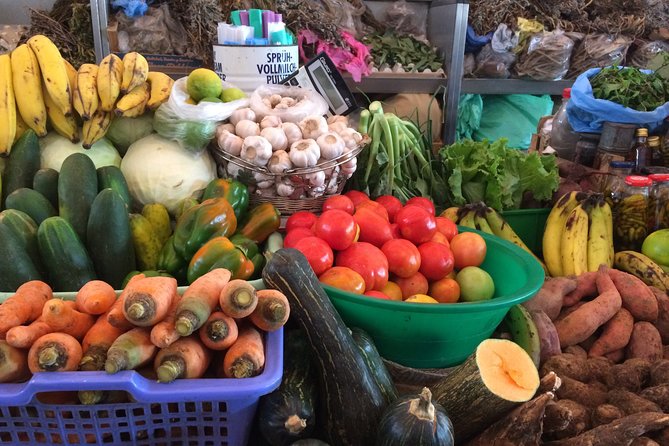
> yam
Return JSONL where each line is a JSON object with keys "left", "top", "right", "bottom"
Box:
{"left": 631, "top": 437, "right": 661, "bottom": 446}
{"left": 543, "top": 399, "right": 591, "bottom": 440}
{"left": 555, "top": 266, "right": 622, "bottom": 347}
{"left": 651, "top": 286, "right": 669, "bottom": 343}
{"left": 563, "top": 271, "right": 598, "bottom": 307}
{"left": 651, "top": 360, "right": 669, "bottom": 387}
{"left": 544, "top": 401, "right": 574, "bottom": 435}
{"left": 531, "top": 310, "right": 562, "bottom": 364}
{"left": 587, "top": 356, "right": 614, "bottom": 384}
{"left": 591, "top": 404, "right": 625, "bottom": 427}
{"left": 609, "top": 269, "right": 659, "bottom": 322}
{"left": 565, "top": 345, "right": 588, "bottom": 359}
{"left": 640, "top": 385, "right": 669, "bottom": 412}
{"left": 664, "top": 345, "right": 669, "bottom": 360}
{"left": 627, "top": 322, "right": 663, "bottom": 362}
{"left": 556, "top": 376, "right": 608, "bottom": 408}
{"left": 606, "top": 358, "right": 652, "bottom": 392}
{"left": 541, "top": 353, "right": 591, "bottom": 382}
{"left": 606, "top": 348, "right": 626, "bottom": 364}
{"left": 607, "top": 389, "right": 662, "bottom": 415}
{"left": 652, "top": 427, "right": 669, "bottom": 445}
{"left": 539, "top": 371, "right": 563, "bottom": 394}
{"left": 524, "top": 277, "right": 577, "bottom": 320}
{"left": 589, "top": 307, "right": 635, "bottom": 357}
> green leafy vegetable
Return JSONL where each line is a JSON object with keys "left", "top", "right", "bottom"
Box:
{"left": 590, "top": 66, "right": 669, "bottom": 111}
{"left": 439, "top": 139, "right": 559, "bottom": 211}
{"left": 362, "top": 32, "right": 444, "bottom": 72}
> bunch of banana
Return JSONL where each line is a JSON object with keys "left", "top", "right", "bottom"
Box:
{"left": 614, "top": 250, "right": 669, "bottom": 292}
{"left": 542, "top": 192, "right": 614, "bottom": 277}
{"left": 0, "top": 54, "right": 16, "bottom": 155}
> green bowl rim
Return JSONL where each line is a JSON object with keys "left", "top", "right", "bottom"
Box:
{"left": 323, "top": 226, "right": 545, "bottom": 313}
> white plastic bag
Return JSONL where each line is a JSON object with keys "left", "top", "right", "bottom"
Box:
{"left": 249, "top": 84, "right": 330, "bottom": 123}
{"left": 165, "top": 77, "right": 250, "bottom": 121}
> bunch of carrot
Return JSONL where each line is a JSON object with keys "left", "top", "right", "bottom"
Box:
{"left": 0, "top": 269, "right": 290, "bottom": 402}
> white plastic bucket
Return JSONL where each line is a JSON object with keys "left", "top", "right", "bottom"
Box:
{"left": 212, "top": 45, "right": 299, "bottom": 94}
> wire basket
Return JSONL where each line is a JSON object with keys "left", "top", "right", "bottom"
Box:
{"left": 210, "top": 138, "right": 367, "bottom": 216}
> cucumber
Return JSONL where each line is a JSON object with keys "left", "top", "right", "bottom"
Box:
{"left": 58, "top": 153, "right": 98, "bottom": 244}
{"left": 86, "top": 189, "right": 136, "bottom": 289}
{"left": 32, "top": 168, "right": 59, "bottom": 210}
{"left": 37, "top": 216, "right": 96, "bottom": 292}
{"left": 97, "top": 165, "right": 131, "bottom": 210}
{"left": 5, "top": 188, "right": 57, "bottom": 225}
{"left": 0, "top": 221, "right": 42, "bottom": 291}
{"left": 2, "top": 129, "right": 40, "bottom": 207}
{"left": 0, "top": 209, "right": 45, "bottom": 276}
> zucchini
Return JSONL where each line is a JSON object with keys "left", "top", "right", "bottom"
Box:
{"left": 0, "top": 209, "right": 45, "bottom": 276}
{"left": 258, "top": 329, "right": 317, "bottom": 446}
{"left": 5, "top": 188, "right": 57, "bottom": 225}
{"left": 0, "top": 221, "right": 42, "bottom": 291}
{"left": 86, "top": 189, "right": 136, "bottom": 289}
{"left": 97, "top": 165, "right": 131, "bottom": 210}
{"left": 58, "top": 153, "right": 98, "bottom": 244}
{"left": 32, "top": 168, "right": 59, "bottom": 210}
{"left": 262, "top": 248, "right": 389, "bottom": 446}
{"left": 37, "top": 216, "right": 97, "bottom": 291}
{"left": 2, "top": 129, "right": 40, "bottom": 207}
{"left": 351, "top": 327, "right": 398, "bottom": 405}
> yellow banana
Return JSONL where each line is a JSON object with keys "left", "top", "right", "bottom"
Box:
{"left": 43, "top": 82, "right": 79, "bottom": 143}
{"left": 458, "top": 209, "right": 477, "bottom": 230}
{"left": 27, "top": 34, "right": 72, "bottom": 117}
{"left": 614, "top": 251, "right": 669, "bottom": 291}
{"left": 115, "top": 82, "right": 150, "bottom": 117}
{"left": 603, "top": 199, "right": 614, "bottom": 262}
{"left": 542, "top": 191, "right": 586, "bottom": 277}
{"left": 561, "top": 204, "right": 589, "bottom": 276}
{"left": 73, "top": 63, "right": 99, "bottom": 120}
{"left": 121, "top": 52, "right": 149, "bottom": 94}
{"left": 14, "top": 103, "right": 29, "bottom": 143}
{"left": 146, "top": 71, "right": 174, "bottom": 109}
{"left": 474, "top": 213, "right": 494, "bottom": 235}
{"left": 82, "top": 109, "right": 113, "bottom": 149}
{"left": 0, "top": 54, "right": 17, "bottom": 156}
{"left": 97, "top": 54, "right": 123, "bottom": 112}
{"left": 439, "top": 206, "right": 459, "bottom": 223}
{"left": 63, "top": 59, "right": 77, "bottom": 88}
{"left": 10, "top": 44, "right": 47, "bottom": 136}
{"left": 586, "top": 198, "right": 614, "bottom": 272}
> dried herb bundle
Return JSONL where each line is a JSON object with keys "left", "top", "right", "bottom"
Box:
{"left": 168, "top": 0, "right": 223, "bottom": 67}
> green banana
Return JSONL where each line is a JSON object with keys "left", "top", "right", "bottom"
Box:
{"left": 504, "top": 304, "right": 541, "bottom": 368}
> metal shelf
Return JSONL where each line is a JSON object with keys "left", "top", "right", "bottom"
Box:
{"left": 461, "top": 79, "right": 575, "bottom": 95}
{"left": 343, "top": 73, "right": 446, "bottom": 94}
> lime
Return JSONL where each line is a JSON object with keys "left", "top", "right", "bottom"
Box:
{"left": 186, "top": 68, "right": 223, "bottom": 102}
{"left": 642, "top": 229, "right": 669, "bottom": 266}
{"left": 220, "top": 87, "right": 246, "bottom": 103}
{"left": 200, "top": 96, "right": 223, "bottom": 103}
{"left": 184, "top": 97, "right": 197, "bottom": 105}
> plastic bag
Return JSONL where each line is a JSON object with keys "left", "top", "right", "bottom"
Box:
{"left": 629, "top": 40, "right": 669, "bottom": 68}
{"left": 457, "top": 94, "right": 483, "bottom": 140}
{"left": 384, "top": 0, "right": 428, "bottom": 41}
{"left": 465, "top": 26, "right": 492, "bottom": 54}
{"left": 111, "top": 0, "right": 149, "bottom": 18}
{"left": 474, "top": 24, "right": 518, "bottom": 78}
{"left": 249, "top": 84, "right": 330, "bottom": 123}
{"left": 153, "top": 77, "right": 250, "bottom": 153}
{"left": 566, "top": 67, "right": 669, "bottom": 134}
{"left": 515, "top": 30, "right": 575, "bottom": 81}
{"left": 567, "top": 34, "right": 633, "bottom": 78}
{"left": 115, "top": 4, "right": 187, "bottom": 55}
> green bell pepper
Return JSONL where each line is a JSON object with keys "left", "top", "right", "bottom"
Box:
{"left": 187, "top": 236, "right": 255, "bottom": 284}
{"left": 157, "top": 235, "right": 187, "bottom": 274}
{"left": 202, "top": 178, "right": 249, "bottom": 220}
{"left": 237, "top": 202, "right": 281, "bottom": 244}
{"left": 173, "top": 198, "right": 237, "bottom": 260}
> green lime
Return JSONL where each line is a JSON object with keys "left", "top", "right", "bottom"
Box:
{"left": 186, "top": 68, "right": 223, "bottom": 102}
{"left": 220, "top": 87, "right": 246, "bottom": 103}
{"left": 200, "top": 96, "right": 223, "bottom": 103}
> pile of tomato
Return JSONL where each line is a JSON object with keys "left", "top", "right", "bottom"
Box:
{"left": 284, "top": 191, "right": 488, "bottom": 304}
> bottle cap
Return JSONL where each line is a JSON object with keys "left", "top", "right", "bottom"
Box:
{"left": 562, "top": 88, "right": 571, "bottom": 99}
{"left": 649, "top": 174, "right": 669, "bottom": 182}
{"left": 636, "top": 128, "right": 649, "bottom": 137}
{"left": 648, "top": 136, "right": 661, "bottom": 147}
{"left": 609, "top": 161, "right": 635, "bottom": 169}
{"left": 625, "top": 175, "right": 652, "bottom": 187}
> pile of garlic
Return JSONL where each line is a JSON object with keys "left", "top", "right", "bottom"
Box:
{"left": 215, "top": 107, "right": 363, "bottom": 198}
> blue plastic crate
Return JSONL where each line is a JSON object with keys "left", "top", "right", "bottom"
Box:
{"left": 0, "top": 328, "right": 282, "bottom": 446}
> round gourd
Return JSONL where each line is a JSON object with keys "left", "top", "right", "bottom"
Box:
{"left": 39, "top": 132, "right": 121, "bottom": 172}
{"left": 376, "top": 387, "right": 454, "bottom": 446}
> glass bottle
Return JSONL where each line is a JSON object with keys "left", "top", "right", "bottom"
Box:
{"left": 550, "top": 88, "right": 580, "bottom": 161}
{"left": 649, "top": 173, "right": 669, "bottom": 231}
{"left": 649, "top": 136, "right": 662, "bottom": 167}
{"left": 614, "top": 175, "right": 651, "bottom": 252}
{"left": 626, "top": 128, "right": 650, "bottom": 172}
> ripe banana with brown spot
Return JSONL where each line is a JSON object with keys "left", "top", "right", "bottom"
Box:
{"left": 120, "top": 52, "right": 149, "bottom": 94}
{"left": 115, "top": 82, "right": 150, "bottom": 118}
{"left": 10, "top": 43, "right": 47, "bottom": 136}
{"left": 614, "top": 250, "right": 669, "bottom": 291}
{"left": 560, "top": 204, "right": 589, "bottom": 276}
{"left": 82, "top": 109, "right": 113, "bottom": 149}
{"left": 73, "top": 63, "right": 99, "bottom": 120}
{"left": 586, "top": 198, "right": 614, "bottom": 272}
{"left": 146, "top": 71, "right": 174, "bottom": 109}
{"left": 97, "top": 54, "right": 123, "bottom": 112}
{"left": 0, "top": 54, "right": 17, "bottom": 155}
{"left": 542, "top": 191, "right": 586, "bottom": 277}
{"left": 43, "top": 82, "right": 79, "bottom": 143}
{"left": 27, "top": 34, "right": 72, "bottom": 117}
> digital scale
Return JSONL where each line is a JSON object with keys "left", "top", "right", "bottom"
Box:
{"left": 281, "top": 52, "right": 358, "bottom": 116}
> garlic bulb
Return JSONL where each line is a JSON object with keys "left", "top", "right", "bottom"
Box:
{"left": 226, "top": 161, "right": 244, "bottom": 178}
{"left": 341, "top": 156, "right": 357, "bottom": 178}
{"left": 254, "top": 171, "right": 275, "bottom": 189}
{"left": 241, "top": 135, "right": 273, "bottom": 166}
{"left": 260, "top": 115, "right": 282, "bottom": 129}
{"left": 282, "top": 122, "right": 302, "bottom": 146}
{"left": 339, "top": 128, "right": 363, "bottom": 150}
{"left": 217, "top": 130, "right": 243, "bottom": 156}
{"left": 328, "top": 121, "right": 348, "bottom": 135}
{"left": 268, "top": 150, "right": 292, "bottom": 174}
{"left": 229, "top": 108, "right": 256, "bottom": 126}
{"left": 256, "top": 186, "right": 276, "bottom": 198}
{"left": 308, "top": 185, "right": 326, "bottom": 198}
{"left": 325, "top": 165, "right": 341, "bottom": 194}
{"left": 317, "top": 132, "right": 345, "bottom": 160}
{"left": 217, "top": 122, "right": 235, "bottom": 136}
{"left": 276, "top": 180, "right": 296, "bottom": 197}
{"left": 299, "top": 116, "right": 328, "bottom": 140}
{"left": 327, "top": 115, "right": 349, "bottom": 126}
{"left": 261, "top": 127, "right": 288, "bottom": 151}
{"left": 289, "top": 139, "right": 320, "bottom": 168}
{"left": 269, "top": 94, "right": 283, "bottom": 107}
{"left": 304, "top": 170, "right": 326, "bottom": 188}
{"left": 236, "top": 120, "right": 260, "bottom": 139}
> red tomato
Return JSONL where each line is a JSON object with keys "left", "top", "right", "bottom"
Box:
{"left": 380, "top": 281, "right": 403, "bottom": 301}
{"left": 293, "top": 236, "right": 334, "bottom": 276}
{"left": 381, "top": 239, "right": 421, "bottom": 278}
{"left": 390, "top": 223, "right": 402, "bottom": 239}
{"left": 354, "top": 207, "right": 393, "bottom": 248}
{"left": 394, "top": 272, "right": 429, "bottom": 299}
{"left": 364, "top": 290, "right": 391, "bottom": 300}
{"left": 355, "top": 200, "right": 389, "bottom": 221}
{"left": 418, "top": 241, "right": 455, "bottom": 281}
{"left": 375, "top": 195, "right": 403, "bottom": 223}
{"left": 322, "top": 195, "right": 355, "bottom": 215}
{"left": 284, "top": 227, "right": 314, "bottom": 249}
{"left": 344, "top": 190, "right": 370, "bottom": 207}
{"left": 450, "top": 232, "right": 487, "bottom": 269}
{"left": 406, "top": 197, "right": 436, "bottom": 215}
{"left": 431, "top": 231, "right": 450, "bottom": 246}
{"left": 336, "top": 242, "right": 389, "bottom": 291}
{"left": 319, "top": 266, "right": 366, "bottom": 294}
{"left": 286, "top": 211, "right": 318, "bottom": 233}
{"left": 429, "top": 277, "right": 460, "bottom": 303}
{"left": 314, "top": 209, "right": 358, "bottom": 251}
{"left": 435, "top": 217, "right": 459, "bottom": 242}
{"left": 395, "top": 205, "right": 437, "bottom": 244}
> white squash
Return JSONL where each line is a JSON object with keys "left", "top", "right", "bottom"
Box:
{"left": 40, "top": 133, "right": 121, "bottom": 172}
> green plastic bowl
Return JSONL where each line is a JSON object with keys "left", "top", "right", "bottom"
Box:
{"left": 323, "top": 227, "right": 545, "bottom": 368}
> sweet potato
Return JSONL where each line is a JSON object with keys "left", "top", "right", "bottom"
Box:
{"left": 627, "top": 322, "right": 663, "bottom": 362}
{"left": 640, "top": 385, "right": 669, "bottom": 412}
{"left": 652, "top": 427, "right": 669, "bottom": 445}
{"left": 631, "top": 437, "right": 661, "bottom": 446}
{"left": 558, "top": 301, "right": 586, "bottom": 321}
{"left": 651, "top": 286, "right": 669, "bottom": 344}
{"left": 557, "top": 376, "right": 608, "bottom": 408}
{"left": 579, "top": 334, "right": 599, "bottom": 353}
{"left": 530, "top": 310, "right": 561, "bottom": 364}
{"left": 606, "top": 348, "right": 626, "bottom": 364}
{"left": 606, "top": 358, "right": 652, "bottom": 392}
{"left": 587, "top": 356, "right": 614, "bottom": 384}
{"left": 589, "top": 307, "right": 635, "bottom": 357}
{"left": 555, "top": 266, "right": 622, "bottom": 347}
{"left": 664, "top": 345, "right": 669, "bottom": 360}
{"left": 541, "top": 353, "right": 591, "bottom": 382}
{"left": 651, "top": 360, "right": 669, "bottom": 387}
{"left": 543, "top": 399, "right": 591, "bottom": 440}
{"left": 591, "top": 404, "right": 625, "bottom": 427}
{"left": 609, "top": 269, "right": 659, "bottom": 322}
{"left": 524, "top": 277, "right": 577, "bottom": 320}
{"left": 607, "top": 389, "right": 662, "bottom": 415}
{"left": 563, "top": 271, "right": 598, "bottom": 307}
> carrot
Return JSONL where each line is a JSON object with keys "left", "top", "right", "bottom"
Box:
{"left": 122, "top": 276, "right": 178, "bottom": 327}
{"left": 105, "top": 327, "right": 157, "bottom": 374}
{"left": 6, "top": 317, "right": 55, "bottom": 349}
{"left": 0, "top": 280, "right": 53, "bottom": 334}
{"left": 174, "top": 268, "right": 231, "bottom": 336}
{"left": 589, "top": 307, "right": 635, "bottom": 357}
{"left": 0, "top": 340, "right": 30, "bottom": 383}
{"left": 28, "top": 332, "right": 82, "bottom": 373}
{"left": 219, "top": 279, "right": 258, "bottom": 319}
{"left": 154, "top": 336, "right": 212, "bottom": 383}
{"left": 75, "top": 280, "right": 117, "bottom": 315}
{"left": 80, "top": 313, "right": 127, "bottom": 372}
{"left": 41, "top": 298, "right": 95, "bottom": 340}
{"left": 248, "top": 289, "right": 290, "bottom": 332}
{"left": 150, "top": 291, "right": 181, "bottom": 348}
{"left": 608, "top": 269, "right": 659, "bottom": 322}
{"left": 107, "top": 273, "right": 145, "bottom": 330}
{"left": 219, "top": 324, "right": 265, "bottom": 378}
{"left": 198, "top": 311, "right": 238, "bottom": 351}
